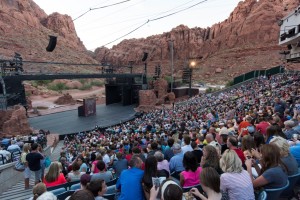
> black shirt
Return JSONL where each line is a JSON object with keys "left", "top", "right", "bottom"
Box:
{"left": 26, "top": 152, "right": 43, "bottom": 171}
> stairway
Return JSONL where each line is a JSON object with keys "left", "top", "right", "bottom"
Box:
{"left": 0, "top": 140, "right": 64, "bottom": 200}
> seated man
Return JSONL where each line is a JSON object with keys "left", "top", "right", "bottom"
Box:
{"left": 116, "top": 155, "right": 144, "bottom": 200}
{"left": 7, "top": 140, "right": 21, "bottom": 152}
{"left": 0, "top": 146, "right": 11, "bottom": 163}
{"left": 169, "top": 143, "right": 184, "bottom": 173}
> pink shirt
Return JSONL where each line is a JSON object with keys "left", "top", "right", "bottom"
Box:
{"left": 181, "top": 167, "right": 202, "bottom": 187}
{"left": 92, "top": 160, "right": 100, "bottom": 173}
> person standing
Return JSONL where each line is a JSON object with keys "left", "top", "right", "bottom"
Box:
{"left": 26, "top": 143, "right": 44, "bottom": 185}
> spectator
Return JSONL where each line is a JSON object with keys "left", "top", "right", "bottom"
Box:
{"left": 91, "top": 160, "right": 113, "bottom": 183}
{"left": 26, "top": 143, "right": 44, "bottom": 185}
{"left": 181, "top": 136, "right": 193, "bottom": 154}
{"left": 283, "top": 120, "right": 298, "bottom": 140}
{"left": 238, "top": 116, "right": 252, "bottom": 137}
{"left": 154, "top": 151, "right": 169, "bottom": 174}
{"left": 180, "top": 151, "right": 202, "bottom": 187}
{"left": 43, "top": 162, "right": 67, "bottom": 187}
{"left": 69, "top": 189, "right": 95, "bottom": 200}
{"left": 68, "top": 162, "right": 85, "bottom": 182}
{"left": 148, "top": 142, "right": 158, "bottom": 156}
{"left": 274, "top": 97, "right": 286, "bottom": 117}
{"left": 269, "top": 136, "right": 298, "bottom": 175}
{"left": 164, "top": 138, "right": 174, "bottom": 161}
{"left": 149, "top": 179, "right": 183, "bottom": 200}
{"left": 245, "top": 144, "right": 288, "bottom": 189}
{"left": 80, "top": 174, "right": 91, "bottom": 190}
{"left": 28, "top": 182, "right": 46, "bottom": 200}
{"left": 77, "top": 155, "right": 88, "bottom": 173}
{"left": 190, "top": 167, "right": 222, "bottom": 200}
{"left": 112, "top": 152, "right": 128, "bottom": 178}
{"left": 169, "top": 143, "right": 184, "bottom": 173}
{"left": 91, "top": 154, "right": 103, "bottom": 174}
{"left": 116, "top": 156, "right": 144, "bottom": 200}
{"left": 219, "top": 150, "right": 254, "bottom": 200}
{"left": 200, "top": 145, "right": 222, "bottom": 174}
{"left": 241, "top": 135, "right": 256, "bottom": 159}
{"left": 142, "top": 156, "right": 168, "bottom": 199}
{"left": 227, "top": 136, "right": 246, "bottom": 164}
{"left": 191, "top": 141, "right": 203, "bottom": 164}
{"left": 0, "top": 145, "right": 11, "bottom": 163}
{"left": 7, "top": 140, "right": 21, "bottom": 152}
{"left": 255, "top": 116, "right": 270, "bottom": 135}
{"left": 86, "top": 179, "right": 107, "bottom": 200}
{"left": 22, "top": 143, "right": 31, "bottom": 189}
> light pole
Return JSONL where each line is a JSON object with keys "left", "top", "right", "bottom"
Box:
{"left": 189, "top": 60, "right": 196, "bottom": 97}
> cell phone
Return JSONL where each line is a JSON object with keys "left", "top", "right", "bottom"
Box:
{"left": 152, "top": 177, "right": 160, "bottom": 188}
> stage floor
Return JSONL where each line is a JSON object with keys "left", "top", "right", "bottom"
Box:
{"left": 28, "top": 104, "right": 137, "bottom": 134}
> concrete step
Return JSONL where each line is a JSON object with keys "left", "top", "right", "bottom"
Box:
{"left": 0, "top": 141, "right": 64, "bottom": 200}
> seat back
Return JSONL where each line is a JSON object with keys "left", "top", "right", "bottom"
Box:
{"left": 51, "top": 187, "right": 66, "bottom": 196}
{"left": 107, "top": 178, "right": 118, "bottom": 186}
{"left": 257, "top": 190, "right": 267, "bottom": 200}
{"left": 281, "top": 169, "right": 300, "bottom": 198}
{"left": 103, "top": 193, "right": 116, "bottom": 200}
{"left": 57, "top": 190, "right": 75, "bottom": 200}
{"left": 265, "top": 180, "right": 289, "bottom": 200}
{"left": 70, "top": 183, "right": 81, "bottom": 190}
{"left": 170, "top": 171, "right": 181, "bottom": 180}
{"left": 47, "top": 182, "right": 69, "bottom": 191}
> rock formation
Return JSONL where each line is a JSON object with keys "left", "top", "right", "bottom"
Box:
{"left": 94, "top": 0, "right": 300, "bottom": 83}
{"left": 54, "top": 93, "right": 76, "bottom": 105}
{"left": 0, "top": 105, "right": 32, "bottom": 136}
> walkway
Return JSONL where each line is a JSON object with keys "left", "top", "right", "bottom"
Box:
{"left": 0, "top": 141, "right": 64, "bottom": 200}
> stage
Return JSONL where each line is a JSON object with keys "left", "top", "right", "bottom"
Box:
{"left": 28, "top": 103, "right": 137, "bottom": 134}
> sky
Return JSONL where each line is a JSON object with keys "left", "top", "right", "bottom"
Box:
{"left": 34, "top": 0, "right": 242, "bottom": 51}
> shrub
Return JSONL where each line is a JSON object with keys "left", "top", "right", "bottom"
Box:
{"left": 79, "top": 83, "right": 92, "bottom": 90}
{"left": 32, "top": 80, "right": 52, "bottom": 87}
{"left": 91, "top": 80, "right": 104, "bottom": 87}
{"left": 47, "top": 82, "right": 69, "bottom": 91}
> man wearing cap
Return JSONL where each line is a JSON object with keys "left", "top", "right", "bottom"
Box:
{"left": 169, "top": 143, "right": 184, "bottom": 173}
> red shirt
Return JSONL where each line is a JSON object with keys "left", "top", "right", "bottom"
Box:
{"left": 43, "top": 173, "right": 67, "bottom": 187}
{"left": 233, "top": 148, "right": 246, "bottom": 164}
{"left": 255, "top": 121, "right": 270, "bottom": 135}
{"left": 238, "top": 121, "right": 251, "bottom": 136}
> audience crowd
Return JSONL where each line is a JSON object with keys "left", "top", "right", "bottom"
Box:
{"left": 1, "top": 72, "right": 300, "bottom": 200}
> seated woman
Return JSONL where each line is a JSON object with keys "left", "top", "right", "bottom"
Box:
{"left": 77, "top": 155, "right": 88, "bottom": 173}
{"left": 43, "top": 162, "right": 67, "bottom": 187}
{"left": 91, "top": 154, "right": 102, "bottom": 174}
{"left": 142, "top": 156, "right": 169, "bottom": 200}
{"left": 269, "top": 136, "right": 298, "bottom": 175}
{"left": 68, "top": 161, "right": 85, "bottom": 182}
{"left": 245, "top": 144, "right": 288, "bottom": 189}
{"left": 180, "top": 151, "right": 202, "bottom": 187}
{"left": 200, "top": 145, "right": 223, "bottom": 174}
{"left": 28, "top": 182, "right": 47, "bottom": 200}
{"left": 190, "top": 167, "right": 222, "bottom": 200}
{"left": 219, "top": 150, "right": 255, "bottom": 200}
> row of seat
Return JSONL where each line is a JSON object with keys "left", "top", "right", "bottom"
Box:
{"left": 0, "top": 150, "right": 22, "bottom": 165}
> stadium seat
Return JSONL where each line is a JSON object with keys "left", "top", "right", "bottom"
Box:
{"left": 257, "top": 190, "right": 267, "bottom": 200}
{"left": 51, "top": 187, "right": 66, "bottom": 196}
{"left": 182, "top": 184, "right": 204, "bottom": 194}
{"left": 280, "top": 168, "right": 300, "bottom": 198}
{"left": 103, "top": 193, "right": 116, "bottom": 200}
{"left": 70, "top": 183, "right": 80, "bottom": 190}
{"left": 57, "top": 190, "right": 75, "bottom": 200}
{"left": 265, "top": 180, "right": 289, "bottom": 200}
{"left": 106, "top": 178, "right": 118, "bottom": 186}
{"left": 170, "top": 171, "right": 181, "bottom": 180}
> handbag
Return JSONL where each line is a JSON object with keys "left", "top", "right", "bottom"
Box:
{"left": 44, "top": 156, "right": 51, "bottom": 168}
{"left": 14, "top": 158, "right": 25, "bottom": 171}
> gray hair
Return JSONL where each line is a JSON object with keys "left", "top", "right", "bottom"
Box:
{"left": 284, "top": 120, "right": 295, "bottom": 128}
{"left": 154, "top": 151, "right": 164, "bottom": 162}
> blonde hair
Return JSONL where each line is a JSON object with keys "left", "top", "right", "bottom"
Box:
{"left": 219, "top": 149, "right": 243, "bottom": 173}
{"left": 45, "top": 162, "right": 60, "bottom": 183}
{"left": 269, "top": 136, "right": 290, "bottom": 157}
{"left": 23, "top": 143, "right": 31, "bottom": 153}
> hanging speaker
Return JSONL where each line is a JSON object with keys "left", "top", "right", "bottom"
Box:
{"left": 46, "top": 35, "right": 57, "bottom": 52}
{"left": 142, "top": 52, "right": 148, "bottom": 62}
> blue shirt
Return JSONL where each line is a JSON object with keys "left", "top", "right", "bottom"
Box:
{"left": 169, "top": 152, "right": 184, "bottom": 172}
{"left": 290, "top": 144, "right": 300, "bottom": 167}
{"left": 116, "top": 167, "right": 144, "bottom": 200}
